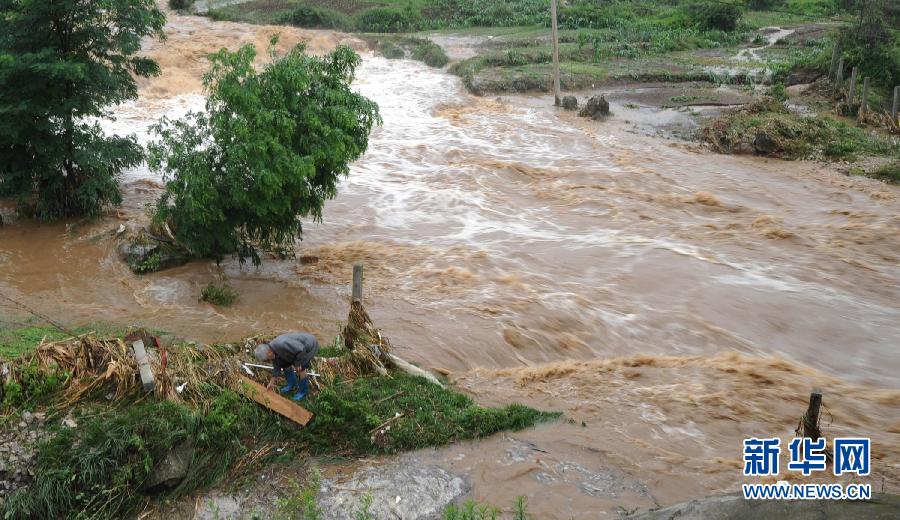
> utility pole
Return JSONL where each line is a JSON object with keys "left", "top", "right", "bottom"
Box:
{"left": 550, "top": 0, "right": 561, "bottom": 106}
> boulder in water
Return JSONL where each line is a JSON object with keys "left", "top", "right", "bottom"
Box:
{"left": 561, "top": 95, "right": 578, "bottom": 110}
{"left": 578, "top": 95, "right": 610, "bottom": 120}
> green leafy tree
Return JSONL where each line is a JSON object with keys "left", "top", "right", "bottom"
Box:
{"left": 148, "top": 41, "right": 380, "bottom": 264}
{"left": 0, "top": 0, "right": 166, "bottom": 220}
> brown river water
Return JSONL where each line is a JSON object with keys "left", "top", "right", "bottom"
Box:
{"left": 1, "top": 7, "right": 898, "bottom": 518}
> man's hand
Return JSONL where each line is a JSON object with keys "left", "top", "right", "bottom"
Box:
{"left": 266, "top": 377, "right": 276, "bottom": 392}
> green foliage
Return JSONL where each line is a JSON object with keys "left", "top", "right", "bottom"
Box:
{"left": 682, "top": 0, "right": 744, "bottom": 31}
{"left": 443, "top": 500, "right": 501, "bottom": 519}
{"left": 275, "top": 471, "right": 323, "bottom": 520}
{"left": 703, "top": 101, "right": 896, "bottom": 160}
{"left": 2, "top": 391, "right": 279, "bottom": 519}
{"left": 284, "top": 4, "right": 354, "bottom": 30}
{"left": 200, "top": 282, "right": 238, "bottom": 306}
{"left": 354, "top": 493, "right": 375, "bottom": 520}
{"left": 746, "top": 0, "right": 782, "bottom": 9}
{"left": 870, "top": 161, "right": 900, "bottom": 184}
{"left": 1, "top": 361, "right": 69, "bottom": 410}
{"left": 148, "top": 42, "right": 380, "bottom": 264}
{"left": 0, "top": 322, "right": 73, "bottom": 360}
{"left": 355, "top": 6, "right": 423, "bottom": 33}
{"left": 3, "top": 369, "right": 555, "bottom": 518}
{"left": 169, "top": 0, "right": 196, "bottom": 10}
{"left": 303, "top": 374, "right": 560, "bottom": 454}
{"left": 768, "top": 83, "right": 787, "bottom": 102}
{"left": 411, "top": 40, "right": 450, "bottom": 67}
{"left": 0, "top": 0, "right": 165, "bottom": 221}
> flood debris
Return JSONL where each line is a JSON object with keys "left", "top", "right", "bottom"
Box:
{"left": 236, "top": 376, "right": 313, "bottom": 426}
{"left": 561, "top": 95, "right": 578, "bottom": 110}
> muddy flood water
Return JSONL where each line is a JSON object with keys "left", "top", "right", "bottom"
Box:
{"left": 1, "top": 7, "right": 898, "bottom": 518}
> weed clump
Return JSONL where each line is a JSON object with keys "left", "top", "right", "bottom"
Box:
{"left": 870, "top": 161, "right": 900, "bottom": 184}
{"left": 200, "top": 282, "right": 238, "bottom": 307}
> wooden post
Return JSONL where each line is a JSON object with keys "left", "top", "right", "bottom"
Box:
{"left": 131, "top": 340, "right": 155, "bottom": 393}
{"left": 550, "top": 0, "right": 561, "bottom": 106}
{"left": 829, "top": 43, "right": 840, "bottom": 80}
{"left": 893, "top": 86, "right": 899, "bottom": 122}
{"left": 833, "top": 58, "right": 844, "bottom": 95}
{"left": 801, "top": 390, "right": 823, "bottom": 441}
{"left": 847, "top": 66, "right": 857, "bottom": 103}
{"left": 352, "top": 262, "right": 364, "bottom": 303}
{"left": 859, "top": 77, "right": 870, "bottom": 121}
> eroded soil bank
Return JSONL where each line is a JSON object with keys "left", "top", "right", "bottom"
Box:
{"left": 1, "top": 4, "right": 898, "bottom": 518}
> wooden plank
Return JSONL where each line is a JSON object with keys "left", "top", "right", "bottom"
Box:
{"left": 236, "top": 376, "right": 313, "bottom": 426}
{"left": 131, "top": 340, "right": 155, "bottom": 393}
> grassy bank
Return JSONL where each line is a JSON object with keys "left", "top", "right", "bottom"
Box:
{"left": 0, "top": 321, "right": 559, "bottom": 518}
{"left": 702, "top": 96, "right": 898, "bottom": 164}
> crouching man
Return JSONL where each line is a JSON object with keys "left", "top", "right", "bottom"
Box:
{"left": 254, "top": 332, "right": 319, "bottom": 401}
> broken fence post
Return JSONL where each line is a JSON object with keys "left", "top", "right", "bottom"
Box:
{"left": 829, "top": 43, "right": 840, "bottom": 80}
{"left": 893, "top": 86, "right": 899, "bottom": 122}
{"left": 352, "top": 262, "right": 364, "bottom": 303}
{"left": 833, "top": 59, "right": 844, "bottom": 95}
{"left": 859, "top": 77, "right": 870, "bottom": 122}
{"left": 800, "top": 390, "right": 823, "bottom": 441}
{"left": 847, "top": 67, "right": 858, "bottom": 104}
{"left": 131, "top": 339, "right": 155, "bottom": 393}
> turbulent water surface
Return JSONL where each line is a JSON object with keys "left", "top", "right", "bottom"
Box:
{"left": 1, "top": 7, "right": 898, "bottom": 518}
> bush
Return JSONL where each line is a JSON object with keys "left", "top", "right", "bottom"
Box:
{"left": 683, "top": 0, "right": 743, "bottom": 31}
{"left": 411, "top": 41, "right": 450, "bottom": 68}
{"left": 148, "top": 43, "right": 380, "bottom": 264}
{"left": 745, "top": 0, "right": 782, "bottom": 9}
{"left": 355, "top": 7, "right": 423, "bottom": 33}
{"left": 200, "top": 282, "right": 238, "bottom": 306}
{"left": 283, "top": 4, "right": 353, "bottom": 31}
{"left": 169, "top": 0, "right": 195, "bottom": 9}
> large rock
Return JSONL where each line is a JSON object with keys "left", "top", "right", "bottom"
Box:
{"left": 753, "top": 131, "right": 778, "bottom": 154}
{"left": 143, "top": 441, "right": 194, "bottom": 492}
{"left": 578, "top": 95, "right": 610, "bottom": 120}
{"left": 119, "top": 232, "right": 189, "bottom": 274}
{"left": 561, "top": 95, "right": 578, "bottom": 110}
{"left": 630, "top": 492, "right": 900, "bottom": 519}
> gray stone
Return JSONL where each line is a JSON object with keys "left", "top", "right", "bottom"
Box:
{"left": 143, "top": 441, "right": 194, "bottom": 491}
{"left": 318, "top": 464, "right": 469, "bottom": 520}
{"left": 753, "top": 131, "right": 778, "bottom": 154}
{"left": 195, "top": 493, "right": 242, "bottom": 520}
{"left": 561, "top": 95, "right": 578, "bottom": 110}
{"left": 579, "top": 95, "right": 610, "bottom": 120}
{"left": 118, "top": 234, "right": 189, "bottom": 275}
{"left": 630, "top": 492, "right": 900, "bottom": 519}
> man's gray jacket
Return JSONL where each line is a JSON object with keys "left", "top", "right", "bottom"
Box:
{"left": 269, "top": 333, "right": 319, "bottom": 375}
